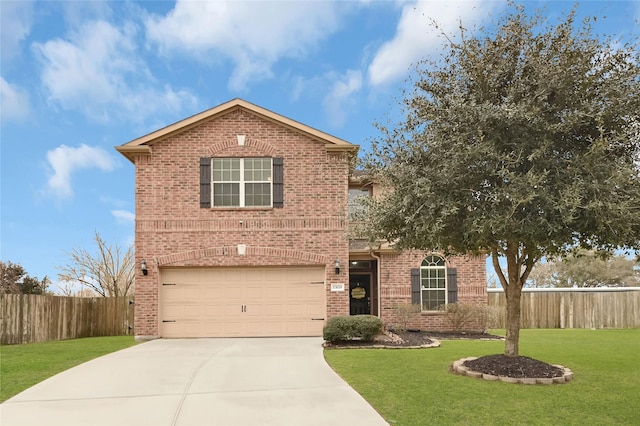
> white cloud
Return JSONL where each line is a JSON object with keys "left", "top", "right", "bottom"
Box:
{"left": 368, "top": 0, "right": 498, "bottom": 86}
{"left": 0, "top": 0, "right": 34, "bottom": 62}
{"left": 60, "top": 1, "right": 113, "bottom": 28}
{"left": 0, "top": 77, "right": 30, "bottom": 122}
{"left": 111, "top": 209, "right": 135, "bottom": 225}
{"left": 33, "top": 20, "right": 197, "bottom": 123}
{"left": 323, "top": 70, "right": 363, "bottom": 128}
{"left": 46, "top": 144, "right": 116, "bottom": 199}
{"left": 145, "top": 1, "right": 344, "bottom": 91}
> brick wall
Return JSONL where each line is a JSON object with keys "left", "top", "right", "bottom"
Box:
{"left": 378, "top": 250, "right": 487, "bottom": 332}
{"left": 133, "top": 108, "right": 351, "bottom": 338}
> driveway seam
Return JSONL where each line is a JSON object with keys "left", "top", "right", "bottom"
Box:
{"left": 171, "top": 356, "right": 213, "bottom": 426}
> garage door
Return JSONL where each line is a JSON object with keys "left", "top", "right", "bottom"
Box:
{"left": 160, "top": 267, "right": 326, "bottom": 338}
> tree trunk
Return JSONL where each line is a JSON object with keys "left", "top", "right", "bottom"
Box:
{"left": 504, "top": 283, "right": 522, "bottom": 357}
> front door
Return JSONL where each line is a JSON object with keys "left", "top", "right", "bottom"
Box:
{"left": 349, "top": 274, "right": 371, "bottom": 315}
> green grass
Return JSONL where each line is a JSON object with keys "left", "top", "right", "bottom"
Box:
{"left": 0, "top": 336, "right": 137, "bottom": 402}
{"left": 325, "top": 329, "right": 640, "bottom": 425}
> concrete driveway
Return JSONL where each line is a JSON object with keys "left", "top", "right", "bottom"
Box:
{"left": 1, "top": 338, "right": 387, "bottom": 426}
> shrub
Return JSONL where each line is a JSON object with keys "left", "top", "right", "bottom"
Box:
{"left": 484, "top": 306, "right": 503, "bottom": 330}
{"left": 440, "top": 303, "right": 494, "bottom": 333}
{"left": 323, "top": 315, "right": 384, "bottom": 343}
{"left": 391, "top": 303, "right": 422, "bottom": 332}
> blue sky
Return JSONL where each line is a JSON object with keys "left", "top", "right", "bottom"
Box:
{"left": 2, "top": 1, "right": 639, "bottom": 292}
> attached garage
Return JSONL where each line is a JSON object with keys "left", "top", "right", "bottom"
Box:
{"left": 159, "top": 267, "right": 326, "bottom": 338}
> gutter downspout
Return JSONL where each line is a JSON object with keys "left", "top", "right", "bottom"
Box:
{"left": 370, "top": 250, "right": 382, "bottom": 318}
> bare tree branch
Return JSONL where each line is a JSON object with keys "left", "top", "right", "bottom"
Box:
{"left": 57, "top": 231, "right": 135, "bottom": 297}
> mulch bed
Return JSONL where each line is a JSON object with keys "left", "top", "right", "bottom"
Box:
{"left": 326, "top": 331, "right": 564, "bottom": 379}
{"left": 463, "top": 354, "right": 564, "bottom": 379}
{"left": 324, "top": 330, "right": 502, "bottom": 348}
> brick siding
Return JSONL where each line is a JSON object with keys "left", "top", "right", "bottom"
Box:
{"left": 127, "top": 105, "right": 487, "bottom": 338}
{"left": 133, "top": 108, "right": 351, "bottom": 337}
{"left": 378, "top": 250, "right": 487, "bottom": 332}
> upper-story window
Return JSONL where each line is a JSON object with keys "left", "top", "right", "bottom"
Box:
{"left": 348, "top": 188, "right": 370, "bottom": 219}
{"left": 200, "top": 157, "right": 284, "bottom": 209}
{"left": 212, "top": 158, "right": 272, "bottom": 207}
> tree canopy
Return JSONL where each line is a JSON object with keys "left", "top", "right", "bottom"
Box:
{"left": 0, "top": 261, "right": 51, "bottom": 295}
{"left": 364, "top": 4, "right": 640, "bottom": 356}
{"left": 527, "top": 251, "right": 640, "bottom": 288}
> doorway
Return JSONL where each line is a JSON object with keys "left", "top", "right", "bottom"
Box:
{"left": 349, "top": 274, "right": 371, "bottom": 315}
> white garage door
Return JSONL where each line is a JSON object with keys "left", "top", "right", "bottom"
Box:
{"left": 160, "top": 267, "right": 326, "bottom": 338}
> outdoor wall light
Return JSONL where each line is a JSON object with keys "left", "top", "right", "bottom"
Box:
{"left": 334, "top": 258, "right": 341, "bottom": 275}
{"left": 141, "top": 260, "right": 148, "bottom": 276}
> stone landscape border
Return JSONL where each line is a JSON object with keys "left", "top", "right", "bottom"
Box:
{"left": 323, "top": 339, "right": 441, "bottom": 349}
{"left": 450, "top": 357, "right": 574, "bottom": 384}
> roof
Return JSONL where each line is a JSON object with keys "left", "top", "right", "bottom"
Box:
{"left": 349, "top": 239, "right": 397, "bottom": 254}
{"left": 350, "top": 169, "right": 372, "bottom": 185}
{"left": 115, "top": 98, "right": 358, "bottom": 163}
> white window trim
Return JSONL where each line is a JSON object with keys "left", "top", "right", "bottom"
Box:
{"left": 420, "top": 256, "right": 447, "bottom": 311}
{"left": 211, "top": 158, "right": 273, "bottom": 207}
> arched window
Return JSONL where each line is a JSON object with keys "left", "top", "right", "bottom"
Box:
{"left": 420, "top": 255, "right": 447, "bottom": 310}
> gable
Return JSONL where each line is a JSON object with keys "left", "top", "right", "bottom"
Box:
{"left": 116, "top": 98, "right": 357, "bottom": 162}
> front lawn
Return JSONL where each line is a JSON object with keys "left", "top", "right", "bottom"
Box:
{"left": 324, "top": 329, "right": 640, "bottom": 425}
{"left": 0, "top": 336, "right": 137, "bottom": 402}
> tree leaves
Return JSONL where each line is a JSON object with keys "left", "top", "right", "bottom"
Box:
{"left": 0, "top": 261, "right": 50, "bottom": 295}
{"left": 363, "top": 3, "right": 640, "bottom": 356}
{"left": 365, "top": 4, "right": 640, "bottom": 264}
{"left": 527, "top": 251, "right": 640, "bottom": 288}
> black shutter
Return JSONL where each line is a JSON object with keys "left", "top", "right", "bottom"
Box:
{"left": 411, "top": 268, "right": 421, "bottom": 305}
{"left": 273, "top": 157, "right": 284, "bottom": 208}
{"left": 200, "top": 158, "right": 211, "bottom": 208}
{"left": 447, "top": 268, "right": 458, "bottom": 304}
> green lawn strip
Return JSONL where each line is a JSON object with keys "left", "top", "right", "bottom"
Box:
{"left": 1, "top": 336, "right": 137, "bottom": 402}
{"left": 324, "top": 329, "right": 640, "bottom": 426}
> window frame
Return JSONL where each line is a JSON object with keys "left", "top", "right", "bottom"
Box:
{"left": 419, "top": 255, "right": 447, "bottom": 311}
{"left": 348, "top": 187, "right": 371, "bottom": 219}
{"left": 211, "top": 157, "right": 273, "bottom": 208}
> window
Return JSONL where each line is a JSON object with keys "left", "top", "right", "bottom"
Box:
{"left": 200, "top": 157, "right": 283, "bottom": 208}
{"left": 411, "top": 256, "right": 457, "bottom": 310}
{"left": 349, "top": 260, "right": 372, "bottom": 270}
{"left": 420, "top": 255, "right": 447, "bottom": 310}
{"left": 348, "top": 188, "right": 370, "bottom": 219}
{"left": 212, "top": 158, "right": 271, "bottom": 207}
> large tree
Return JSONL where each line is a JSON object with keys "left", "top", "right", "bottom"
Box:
{"left": 58, "top": 231, "right": 135, "bottom": 297}
{"left": 364, "top": 5, "right": 640, "bottom": 357}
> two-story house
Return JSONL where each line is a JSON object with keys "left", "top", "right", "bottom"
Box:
{"left": 116, "top": 99, "right": 486, "bottom": 340}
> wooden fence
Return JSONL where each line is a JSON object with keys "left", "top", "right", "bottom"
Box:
{"left": 0, "top": 294, "right": 134, "bottom": 345}
{"left": 488, "top": 288, "right": 640, "bottom": 329}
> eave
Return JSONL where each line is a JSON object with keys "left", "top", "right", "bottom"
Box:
{"left": 114, "top": 145, "right": 152, "bottom": 163}
{"left": 116, "top": 98, "right": 358, "bottom": 163}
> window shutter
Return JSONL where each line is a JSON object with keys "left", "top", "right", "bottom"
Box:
{"left": 447, "top": 268, "right": 458, "bottom": 304}
{"left": 273, "top": 157, "right": 284, "bottom": 208}
{"left": 411, "top": 268, "right": 421, "bottom": 305}
{"left": 200, "top": 158, "right": 211, "bottom": 208}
